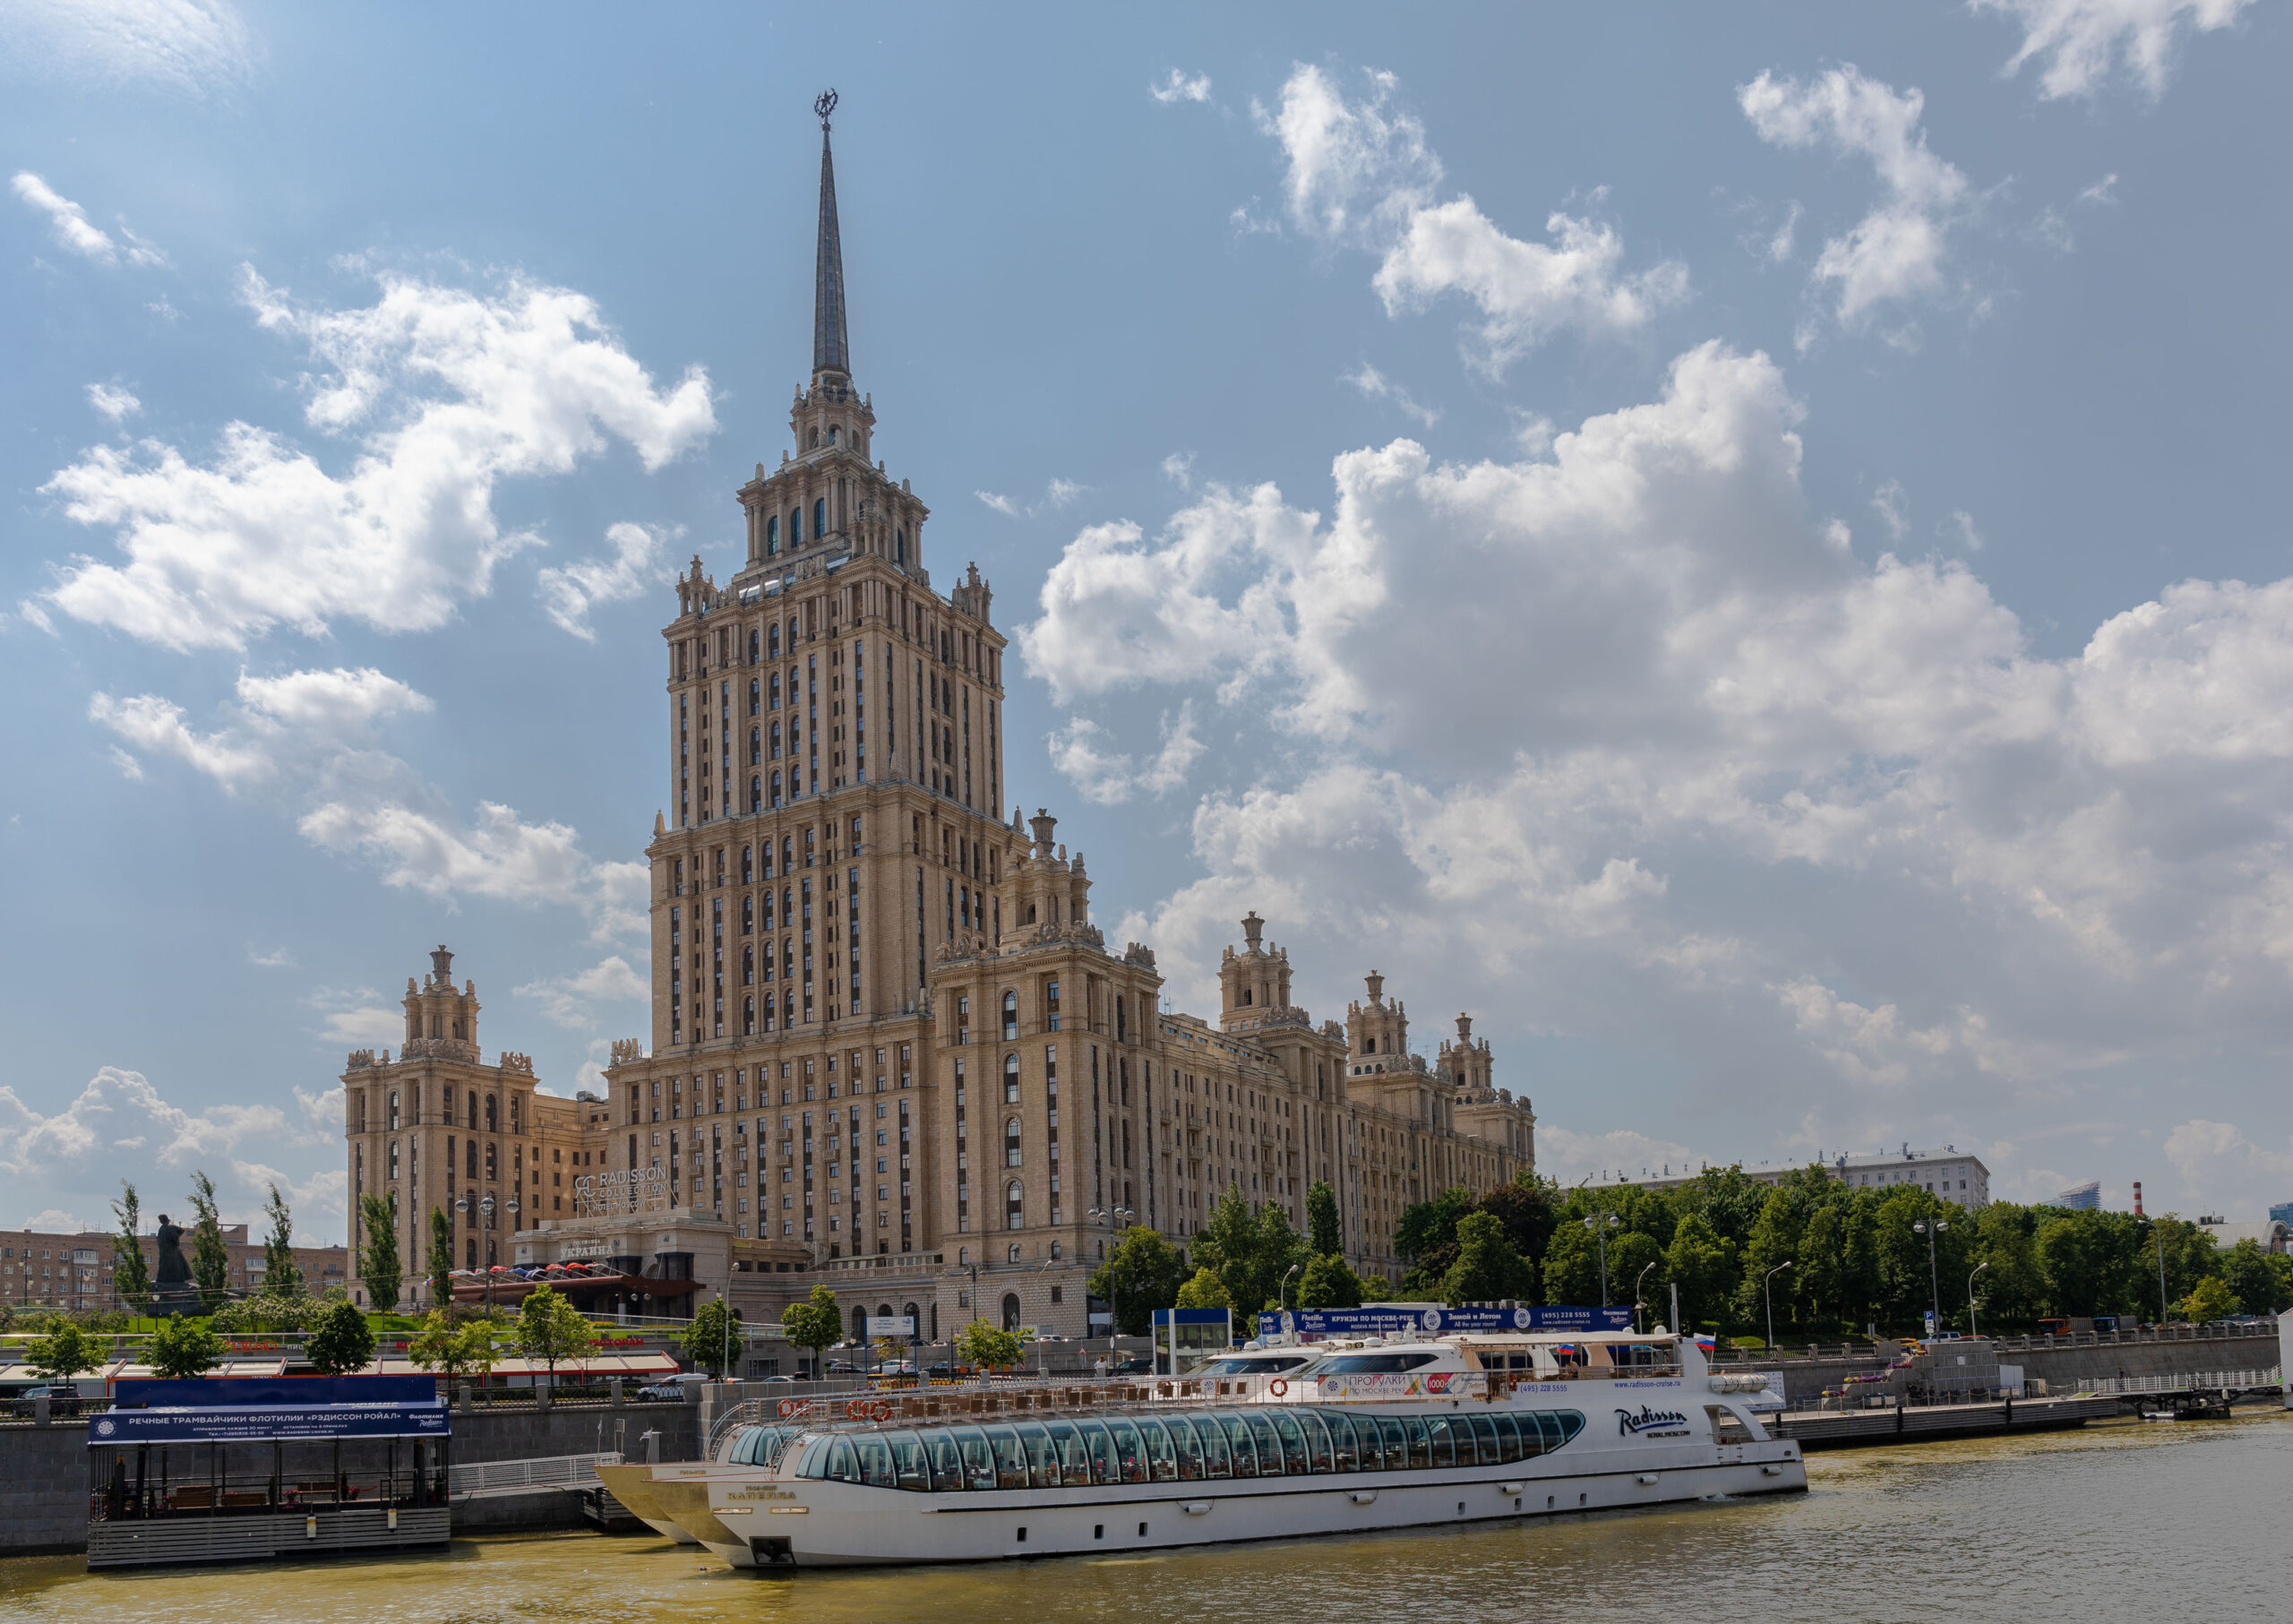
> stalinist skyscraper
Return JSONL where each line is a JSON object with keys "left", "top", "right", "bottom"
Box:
{"left": 341, "top": 97, "right": 1534, "bottom": 1344}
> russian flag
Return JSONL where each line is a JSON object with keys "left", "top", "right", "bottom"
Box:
{"left": 1692, "top": 1334, "right": 1717, "bottom": 1353}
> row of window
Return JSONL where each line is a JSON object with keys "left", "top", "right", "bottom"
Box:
{"left": 794, "top": 1406, "right": 1589, "bottom": 1492}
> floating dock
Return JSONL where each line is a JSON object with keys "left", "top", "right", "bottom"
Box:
{"left": 1776, "top": 1394, "right": 2120, "bottom": 1449}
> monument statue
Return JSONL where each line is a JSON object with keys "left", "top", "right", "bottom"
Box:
{"left": 152, "top": 1212, "right": 195, "bottom": 1315}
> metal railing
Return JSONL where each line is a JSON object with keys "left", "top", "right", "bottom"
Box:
{"left": 449, "top": 1451, "right": 623, "bottom": 1498}
{"left": 2062, "top": 1368, "right": 2280, "bottom": 1396}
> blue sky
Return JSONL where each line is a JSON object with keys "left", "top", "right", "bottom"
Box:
{"left": 4, "top": 1, "right": 2289, "bottom": 1243}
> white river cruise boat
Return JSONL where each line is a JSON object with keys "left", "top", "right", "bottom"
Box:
{"left": 691, "top": 1328, "right": 1803, "bottom": 1568}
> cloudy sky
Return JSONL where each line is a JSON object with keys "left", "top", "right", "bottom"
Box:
{"left": 5, "top": 1, "right": 2290, "bottom": 1242}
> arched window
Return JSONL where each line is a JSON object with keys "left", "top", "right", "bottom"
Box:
{"left": 485, "top": 1094, "right": 498, "bottom": 1131}
{"left": 850, "top": 1305, "right": 867, "bottom": 1340}
{"left": 1001, "top": 990, "right": 1018, "bottom": 1040}
{"left": 742, "top": 945, "right": 754, "bottom": 984}
{"left": 958, "top": 1246, "right": 968, "bottom": 1266}
{"left": 903, "top": 1300, "right": 919, "bottom": 1322}
{"left": 749, "top": 727, "right": 760, "bottom": 765}
{"left": 1006, "top": 1243, "right": 1021, "bottom": 1264}
{"left": 388, "top": 1090, "right": 400, "bottom": 1130}
{"left": 1006, "top": 1181, "right": 1023, "bottom": 1230}
{"left": 1001, "top": 1291, "right": 1021, "bottom": 1331}
{"left": 769, "top": 623, "right": 780, "bottom": 659}
{"left": 814, "top": 498, "right": 827, "bottom": 537}
{"left": 1242, "top": 988, "right": 1253, "bottom": 1005}
{"left": 1003, "top": 1053, "right": 1020, "bottom": 1104}
{"left": 743, "top": 996, "right": 754, "bottom": 1035}
{"left": 788, "top": 508, "right": 801, "bottom": 545}
{"left": 1050, "top": 1240, "right": 1061, "bottom": 1260}
{"left": 827, "top": 425, "right": 838, "bottom": 443}
{"left": 765, "top": 515, "right": 778, "bottom": 556}
{"left": 749, "top": 776, "right": 761, "bottom": 811}
{"left": 747, "top": 630, "right": 759, "bottom": 664}
{"left": 1004, "top": 1117, "right": 1021, "bottom": 1167}
{"left": 388, "top": 1139, "right": 399, "bottom": 1180}
{"left": 770, "top": 770, "right": 782, "bottom": 808}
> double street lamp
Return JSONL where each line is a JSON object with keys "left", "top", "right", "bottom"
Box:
{"left": 1911, "top": 1217, "right": 1950, "bottom": 1336}
{"left": 1584, "top": 1213, "right": 1621, "bottom": 1306}
{"left": 453, "top": 1191, "right": 520, "bottom": 1311}
{"left": 1086, "top": 1206, "right": 1134, "bottom": 1348}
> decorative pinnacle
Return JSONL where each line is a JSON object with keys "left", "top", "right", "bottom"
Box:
{"left": 814, "top": 89, "right": 837, "bottom": 127}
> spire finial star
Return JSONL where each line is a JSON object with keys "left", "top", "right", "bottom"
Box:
{"left": 814, "top": 89, "right": 837, "bottom": 129}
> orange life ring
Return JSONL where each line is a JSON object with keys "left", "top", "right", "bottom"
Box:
{"left": 1269, "top": 1379, "right": 1289, "bottom": 1397}
{"left": 846, "top": 1399, "right": 868, "bottom": 1420}
{"left": 871, "top": 1400, "right": 893, "bottom": 1422}
{"left": 776, "top": 1398, "right": 800, "bottom": 1417}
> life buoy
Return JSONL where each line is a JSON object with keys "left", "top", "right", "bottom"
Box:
{"left": 846, "top": 1399, "right": 868, "bottom": 1420}
{"left": 1268, "top": 1379, "right": 1289, "bottom": 1397}
{"left": 871, "top": 1400, "right": 893, "bottom": 1422}
{"left": 776, "top": 1398, "right": 800, "bottom": 1417}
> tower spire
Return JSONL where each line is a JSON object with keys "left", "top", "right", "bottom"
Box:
{"left": 812, "top": 90, "right": 850, "bottom": 382}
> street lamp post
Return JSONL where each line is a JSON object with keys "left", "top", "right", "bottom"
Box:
{"left": 1280, "top": 1262, "right": 1302, "bottom": 1313}
{"left": 1968, "top": 1261, "right": 1991, "bottom": 1338}
{"left": 1584, "top": 1213, "right": 1621, "bottom": 1306}
{"left": 1635, "top": 1261, "right": 1658, "bottom": 1334}
{"left": 1763, "top": 1260, "right": 1794, "bottom": 1352}
{"left": 1086, "top": 1206, "right": 1133, "bottom": 1353}
{"left": 1911, "top": 1218, "right": 1950, "bottom": 1336}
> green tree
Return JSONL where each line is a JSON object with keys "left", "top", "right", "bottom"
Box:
{"left": 1297, "top": 1252, "right": 1365, "bottom": 1310}
{"left": 27, "top": 1319, "right": 100, "bottom": 1382}
{"left": 680, "top": 1298, "right": 743, "bottom": 1379}
{"left": 188, "top": 1171, "right": 231, "bottom": 1311}
{"left": 1606, "top": 1232, "right": 1664, "bottom": 1326}
{"left": 1305, "top": 1179, "right": 1343, "bottom": 1258}
{"left": 148, "top": 1314, "right": 225, "bottom": 1379}
{"left": 781, "top": 1283, "right": 842, "bottom": 1373}
{"left": 1174, "top": 1267, "right": 1232, "bottom": 1313}
{"left": 1664, "top": 1212, "right": 1738, "bottom": 1328}
{"left": 1393, "top": 1186, "right": 1476, "bottom": 1292}
{"left": 1191, "top": 1185, "right": 1305, "bottom": 1333}
{"left": 425, "top": 1207, "right": 455, "bottom": 1309}
{"left": 1478, "top": 1177, "right": 1562, "bottom": 1293}
{"left": 1441, "top": 1211, "right": 1533, "bottom": 1305}
{"left": 1733, "top": 1190, "right": 1805, "bottom": 1326}
{"left": 305, "top": 1298, "right": 378, "bottom": 1376}
{"left": 1088, "top": 1224, "right": 1189, "bottom": 1335}
{"left": 109, "top": 1181, "right": 151, "bottom": 1313}
{"left": 408, "top": 1310, "right": 498, "bottom": 1385}
{"left": 356, "top": 1191, "right": 402, "bottom": 1312}
{"left": 2175, "top": 1275, "right": 2239, "bottom": 1322}
{"left": 955, "top": 1319, "right": 1022, "bottom": 1371}
{"left": 1968, "top": 1201, "right": 2046, "bottom": 1326}
{"left": 2034, "top": 1207, "right": 2137, "bottom": 1318}
{"left": 2146, "top": 1216, "right": 2225, "bottom": 1316}
{"left": 2216, "top": 1237, "right": 2293, "bottom": 1315}
{"left": 1670, "top": 1165, "right": 1772, "bottom": 1255}
{"left": 1541, "top": 1217, "right": 1602, "bottom": 1307}
{"left": 520, "top": 1285, "right": 603, "bottom": 1384}
{"left": 260, "top": 1183, "right": 301, "bottom": 1296}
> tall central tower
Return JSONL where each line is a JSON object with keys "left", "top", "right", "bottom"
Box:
{"left": 615, "top": 94, "right": 1018, "bottom": 1262}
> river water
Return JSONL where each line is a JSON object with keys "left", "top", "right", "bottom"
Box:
{"left": 5, "top": 1410, "right": 2288, "bottom": 1622}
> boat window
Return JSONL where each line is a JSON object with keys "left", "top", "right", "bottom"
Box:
{"left": 1707, "top": 1406, "right": 1755, "bottom": 1446}
{"left": 1222, "top": 1413, "right": 1258, "bottom": 1478}
{"left": 1268, "top": 1409, "right": 1310, "bottom": 1474}
{"left": 887, "top": 1431, "right": 930, "bottom": 1491}
{"left": 1195, "top": 1413, "right": 1232, "bottom": 1479}
{"left": 1043, "top": 1421, "right": 1092, "bottom": 1487}
{"left": 1303, "top": 1352, "right": 1443, "bottom": 1375}
{"left": 827, "top": 1439, "right": 860, "bottom": 1482}
{"left": 1167, "top": 1416, "right": 1206, "bottom": 1481}
{"left": 1401, "top": 1414, "right": 1432, "bottom": 1470}
{"left": 958, "top": 1427, "right": 996, "bottom": 1491}
{"left": 1296, "top": 1408, "right": 1335, "bottom": 1473}
{"left": 1082, "top": 1421, "right": 1121, "bottom": 1486}
{"left": 1467, "top": 1413, "right": 1500, "bottom": 1465}
{"left": 1108, "top": 1420, "right": 1150, "bottom": 1485}
{"left": 1424, "top": 1415, "right": 1457, "bottom": 1468}
{"left": 1138, "top": 1417, "right": 1181, "bottom": 1482}
{"left": 1322, "top": 1409, "right": 1361, "bottom": 1472}
{"left": 794, "top": 1436, "right": 829, "bottom": 1478}
{"left": 1243, "top": 1413, "right": 1285, "bottom": 1477}
{"left": 985, "top": 1425, "right": 1027, "bottom": 1490}
{"left": 1366, "top": 1415, "right": 1400, "bottom": 1470}
{"left": 1015, "top": 1422, "right": 1059, "bottom": 1488}
{"left": 1490, "top": 1413, "right": 1522, "bottom": 1462}
{"left": 856, "top": 1434, "right": 897, "bottom": 1488}
{"left": 926, "top": 1429, "right": 966, "bottom": 1491}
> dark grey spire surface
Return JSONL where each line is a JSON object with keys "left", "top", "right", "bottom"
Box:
{"left": 812, "top": 92, "right": 850, "bottom": 380}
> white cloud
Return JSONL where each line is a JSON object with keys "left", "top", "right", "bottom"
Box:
{"left": 1258, "top": 65, "right": 1683, "bottom": 370}
{"left": 1031, "top": 339, "right": 2293, "bottom": 1130}
{"left": 975, "top": 479, "right": 1088, "bottom": 520}
{"left": 2079, "top": 173, "right": 2121, "bottom": 206}
{"left": 0, "top": 0, "right": 259, "bottom": 96}
{"left": 1344, "top": 362, "right": 1438, "bottom": 428}
{"left": 1949, "top": 510, "right": 1986, "bottom": 551}
{"left": 1975, "top": 0, "right": 2254, "bottom": 99}
{"left": 1739, "top": 66, "right": 1970, "bottom": 334}
{"left": 21, "top": 1208, "right": 91, "bottom": 1233}
{"left": 1871, "top": 478, "right": 1909, "bottom": 540}
{"left": 37, "top": 267, "right": 715, "bottom": 652}
{"left": 0, "top": 1065, "right": 344, "bottom": 1234}
{"left": 1050, "top": 700, "right": 1206, "bottom": 804}
{"left": 537, "top": 520, "right": 673, "bottom": 640}
{"left": 87, "top": 382, "right": 142, "bottom": 421}
{"left": 317, "top": 1001, "right": 400, "bottom": 1045}
{"left": 91, "top": 665, "right": 640, "bottom": 937}
{"left": 513, "top": 955, "right": 648, "bottom": 1027}
{"left": 1537, "top": 1125, "right": 1705, "bottom": 1187}
{"left": 2161, "top": 1118, "right": 2293, "bottom": 1212}
{"left": 1161, "top": 451, "right": 1196, "bottom": 490}
{"left": 247, "top": 945, "right": 294, "bottom": 968}
{"left": 1149, "top": 69, "right": 1212, "bottom": 105}
{"left": 13, "top": 171, "right": 118, "bottom": 262}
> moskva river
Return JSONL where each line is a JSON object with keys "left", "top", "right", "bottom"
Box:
{"left": 6, "top": 1411, "right": 2289, "bottom": 1622}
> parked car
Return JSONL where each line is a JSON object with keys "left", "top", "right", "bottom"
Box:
{"left": 635, "top": 1374, "right": 706, "bottom": 1402}
{"left": 1108, "top": 1355, "right": 1155, "bottom": 1375}
{"left": 11, "top": 1386, "right": 82, "bottom": 1418}
{"left": 823, "top": 1359, "right": 862, "bottom": 1374}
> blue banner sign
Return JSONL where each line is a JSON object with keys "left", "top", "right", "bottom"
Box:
{"left": 1151, "top": 1308, "right": 1237, "bottom": 1327}
{"left": 113, "top": 1375, "right": 439, "bottom": 1409}
{"left": 1266, "top": 1305, "right": 1635, "bottom": 1340}
{"left": 89, "top": 1401, "right": 450, "bottom": 1446}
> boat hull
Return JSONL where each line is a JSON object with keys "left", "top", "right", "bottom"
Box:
{"left": 701, "top": 1444, "right": 1805, "bottom": 1568}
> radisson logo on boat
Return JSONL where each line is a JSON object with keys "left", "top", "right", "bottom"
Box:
{"left": 1614, "top": 1405, "right": 1692, "bottom": 1438}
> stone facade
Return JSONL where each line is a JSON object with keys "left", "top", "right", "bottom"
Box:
{"left": 342, "top": 107, "right": 1533, "bottom": 1336}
